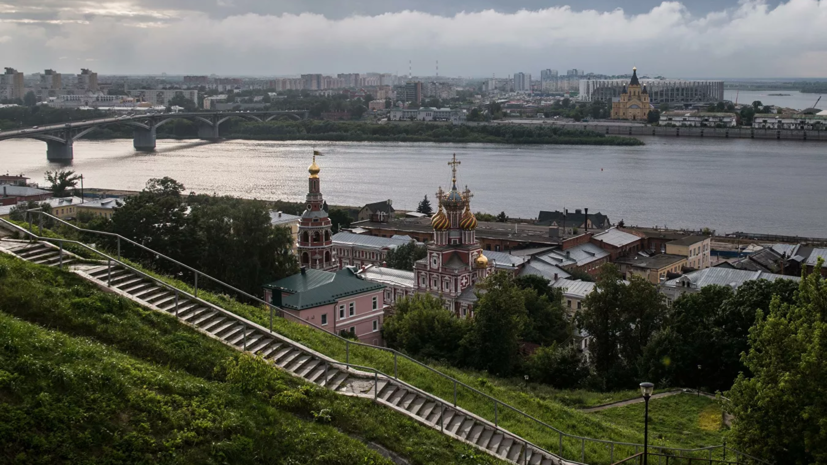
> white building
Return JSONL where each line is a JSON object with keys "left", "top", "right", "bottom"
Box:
{"left": 356, "top": 265, "right": 417, "bottom": 307}
{"left": 660, "top": 111, "right": 737, "bottom": 127}
{"left": 661, "top": 268, "right": 799, "bottom": 305}
{"left": 513, "top": 72, "right": 531, "bottom": 93}
{"left": 389, "top": 107, "right": 466, "bottom": 123}
{"left": 333, "top": 232, "right": 416, "bottom": 269}
{"left": 752, "top": 114, "right": 827, "bottom": 130}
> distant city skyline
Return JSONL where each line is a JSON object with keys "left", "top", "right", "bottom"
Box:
{"left": 1, "top": 1, "right": 826, "bottom": 78}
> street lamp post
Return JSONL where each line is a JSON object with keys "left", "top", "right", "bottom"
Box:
{"left": 640, "top": 382, "right": 654, "bottom": 465}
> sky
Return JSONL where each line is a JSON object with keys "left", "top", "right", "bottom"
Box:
{"left": 1, "top": 0, "right": 826, "bottom": 78}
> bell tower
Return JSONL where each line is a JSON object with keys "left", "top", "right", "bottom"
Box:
{"left": 297, "top": 151, "right": 337, "bottom": 271}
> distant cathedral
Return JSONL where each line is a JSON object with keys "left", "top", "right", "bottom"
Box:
{"left": 413, "top": 154, "right": 492, "bottom": 317}
{"left": 611, "top": 67, "right": 651, "bottom": 121}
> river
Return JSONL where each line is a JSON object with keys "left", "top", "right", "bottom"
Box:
{"left": 1, "top": 137, "right": 825, "bottom": 237}
{"left": 723, "top": 90, "right": 822, "bottom": 110}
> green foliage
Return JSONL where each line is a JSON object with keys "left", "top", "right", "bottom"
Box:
{"left": 0, "top": 254, "right": 507, "bottom": 465}
{"left": 384, "top": 241, "right": 427, "bottom": 271}
{"left": 167, "top": 93, "right": 198, "bottom": 111}
{"left": 496, "top": 211, "right": 508, "bottom": 223}
{"left": 105, "top": 177, "right": 298, "bottom": 294}
{"left": 579, "top": 265, "right": 666, "bottom": 390}
{"left": 515, "top": 275, "right": 571, "bottom": 347}
{"left": 328, "top": 207, "right": 353, "bottom": 233}
{"left": 23, "top": 90, "right": 36, "bottom": 107}
{"left": 383, "top": 294, "right": 471, "bottom": 364}
{"left": 474, "top": 212, "right": 496, "bottom": 222}
{"left": 462, "top": 272, "right": 528, "bottom": 377}
{"left": 727, "top": 262, "right": 827, "bottom": 464}
{"left": 417, "top": 195, "right": 433, "bottom": 215}
{"left": 647, "top": 109, "right": 661, "bottom": 124}
{"left": 44, "top": 168, "right": 81, "bottom": 196}
{"left": 526, "top": 343, "right": 588, "bottom": 388}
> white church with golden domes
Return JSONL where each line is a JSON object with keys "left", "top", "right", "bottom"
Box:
{"left": 412, "top": 154, "right": 493, "bottom": 317}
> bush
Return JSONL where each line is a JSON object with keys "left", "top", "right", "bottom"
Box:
{"left": 526, "top": 343, "right": 589, "bottom": 389}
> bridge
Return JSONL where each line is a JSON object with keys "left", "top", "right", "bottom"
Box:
{"left": 0, "top": 110, "right": 309, "bottom": 161}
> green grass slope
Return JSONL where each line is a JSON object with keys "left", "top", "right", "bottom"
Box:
{"left": 0, "top": 254, "right": 504, "bottom": 465}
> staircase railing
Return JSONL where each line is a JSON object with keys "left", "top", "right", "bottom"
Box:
{"left": 10, "top": 210, "right": 772, "bottom": 465}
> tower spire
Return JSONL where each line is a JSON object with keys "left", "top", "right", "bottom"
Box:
{"left": 448, "top": 153, "right": 461, "bottom": 187}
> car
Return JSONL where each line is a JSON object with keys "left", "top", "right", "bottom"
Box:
{"left": 32, "top": 125, "right": 39, "bottom": 129}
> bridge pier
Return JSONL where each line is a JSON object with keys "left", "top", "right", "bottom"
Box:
{"left": 133, "top": 127, "right": 157, "bottom": 151}
{"left": 46, "top": 140, "right": 74, "bottom": 161}
{"left": 198, "top": 123, "right": 220, "bottom": 140}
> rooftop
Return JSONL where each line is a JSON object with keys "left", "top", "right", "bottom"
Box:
{"left": 483, "top": 250, "right": 529, "bottom": 268}
{"left": 263, "top": 267, "right": 384, "bottom": 310}
{"left": 0, "top": 196, "right": 84, "bottom": 217}
{"left": 616, "top": 253, "right": 686, "bottom": 270}
{"left": 332, "top": 231, "right": 414, "bottom": 249}
{"left": 538, "top": 242, "right": 609, "bottom": 267}
{"left": 269, "top": 211, "right": 301, "bottom": 226}
{"left": 353, "top": 217, "right": 559, "bottom": 245}
{"left": 806, "top": 248, "right": 827, "bottom": 268}
{"left": 668, "top": 235, "right": 709, "bottom": 247}
{"left": 593, "top": 228, "right": 641, "bottom": 248}
{"left": 357, "top": 265, "right": 415, "bottom": 289}
{"left": 664, "top": 267, "right": 799, "bottom": 290}
{"left": 519, "top": 261, "right": 571, "bottom": 281}
{"left": 0, "top": 184, "right": 51, "bottom": 197}
{"left": 79, "top": 198, "right": 120, "bottom": 210}
{"left": 551, "top": 278, "right": 596, "bottom": 299}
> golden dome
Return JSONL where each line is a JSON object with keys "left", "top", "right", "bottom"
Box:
{"left": 431, "top": 208, "right": 450, "bottom": 231}
{"left": 460, "top": 208, "right": 477, "bottom": 230}
{"left": 308, "top": 158, "right": 320, "bottom": 178}
{"left": 474, "top": 253, "right": 489, "bottom": 269}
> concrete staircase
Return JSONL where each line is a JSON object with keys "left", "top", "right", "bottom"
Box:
{"left": 0, "top": 238, "right": 574, "bottom": 465}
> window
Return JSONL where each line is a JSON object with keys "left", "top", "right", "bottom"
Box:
{"left": 349, "top": 302, "right": 355, "bottom": 316}
{"left": 372, "top": 296, "right": 378, "bottom": 310}
{"left": 321, "top": 314, "right": 328, "bottom": 326}
{"left": 339, "top": 305, "right": 345, "bottom": 319}
{"left": 349, "top": 326, "right": 355, "bottom": 334}
{"left": 577, "top": 302, "right": 582, "bottom": 310}
{"left": 567, "top": 300, "right": 572, "bottom": 308}
{"left": 372, "top": 320, "right": 378, "bottom": 331}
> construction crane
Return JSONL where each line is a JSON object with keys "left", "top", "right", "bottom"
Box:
{"left": 813, "top": 96, "right": 822, "bottom": 109}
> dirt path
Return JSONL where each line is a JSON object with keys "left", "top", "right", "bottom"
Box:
{"left": 579, "top": 390, "right": 684, "bottom": 413}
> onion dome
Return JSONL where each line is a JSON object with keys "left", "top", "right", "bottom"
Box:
{"left": 431, "top": 207, "right": 450, "bottom": 231}
{"left": 474, "top": 253, "right": 489, "bottom": 269}
{"left": 308, "top": 158, "right": 321, "bottom": 178}
{"left": 630, "top": 66, "right": 640, "bottom": 86}
{"left": 443, "top": 186, "right": 464, "bottom": 211}
{"left": 460, "top": 208, "right": 477, "bottom": 230}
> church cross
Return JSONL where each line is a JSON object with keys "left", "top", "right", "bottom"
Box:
{"left": 448, "top": 153, "right": 461, "bottom": 183}
{"left": 436, "top": 186, "right": 445, "bottom": 203}
{"left": 462, "top": 185, "right": 473, "bottom": 205}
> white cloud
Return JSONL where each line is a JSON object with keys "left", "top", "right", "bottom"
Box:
{"left": 2, "top": 0, "right": 826, "bottom": 76}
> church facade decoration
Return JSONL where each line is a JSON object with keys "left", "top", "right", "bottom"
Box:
{"left": 297, "top": 151, "right": 338, "bottom": 271}
{"left": 611, "top": 67, "right": 651, "bottom": 121}
{"left": 413, "top": 154, "right": 492, "bottom": 316}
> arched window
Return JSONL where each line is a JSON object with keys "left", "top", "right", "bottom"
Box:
{"left": 313, "top": 231, "right": 321, "bottom": 242}
{"left": 324, "top": 230, "right": 331, "bottom": 241}
{"left": 301, "top": 252, "right": 309, "bottom": 264}
{"left": 325, "top": 251, "right": 331, "bottom": 263}
{"left": 301, "top": 231, "right": 309, "bottom": 243}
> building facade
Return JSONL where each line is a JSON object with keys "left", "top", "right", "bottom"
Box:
{"left": 660, "top": 111, "right": 737, "bottom": 127}
{"left": 752, "top": 114, "right": 827, "bottom": 130}
{"left": 513, "top": 72, "right": 531, "bottom": 92}
{"left": 1, "top": 68, "right": 24, "bottom": 101}
{"left": 413, "top": 155, "right": 493, "bottom": 317}
{"left": 128, "top": 89, "right": 198, "bottom": 107}
{"left": 665, "top": 235, "right": 711, "bottom": 270}
{"left": 389, "top": 107, "right": 466, "bottom": 122}
{"left": 611, "top": 68, "right": 651, "bottom": 121}
{"left": 333, "top": 232, "right": 414, "bottom": 269}
{"left": 297, "top": 153, "right": 337, "bottom": 271}
{"left": 580, "top": 78, "right": 724, "bottom": 104}
{"left": 270, "top": 211, "right": 302, "bottom": 254}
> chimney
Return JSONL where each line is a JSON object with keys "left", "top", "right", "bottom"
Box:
{"left": 584, "top": 208, "right": 589, "bottom": 233}
{"left": 300, "top": 266, "right": 306, "bottom": 275}
{"left": 554, "top": 273, "right": 559, "bottom": 281}
{"left": 2, "top": 186, "right": 5, "bottom": 197}
{"left": 278, "top": 211, "right": 282, "bottom": 218}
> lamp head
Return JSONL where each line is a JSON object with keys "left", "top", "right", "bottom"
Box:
{"left": 640, "top": 382, "right": 654, "bottom": 398}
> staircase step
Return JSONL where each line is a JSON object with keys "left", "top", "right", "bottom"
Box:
{"left": 248, "top": 338, "right": 272, "bottom": 354}
{"left": 387, "top": 389, "right": 407, "bottom": 406}
{"left": 379, "top": 384, "right": 398, "bottom": 401}
{"left": 417, "top": 401, "right": 436, "bottom": 420}
{"left": 295, "top": 359, "right": 320, "bottom": 378}
{"left": 476, "top": 429, "right": 494, "bottom": 449}
{"left": 217, "top": 324, "right": 244, "bottom": 341}
{"left": 179, "top": 306, "right": 210, "bottom": 322}
{"left": 271, "top": 347, "right": 295, "bottom": 363}
{"left": 113, "top": 275, "right": 143, "bottom": 289}
{"left": 258, "top": 343, "right": 282, "bottom": 360}
{"left": 447, "top": 413, "right": 466, "bottom": 434}
{"left": 327, "top": 371, "right": 349, "bottom": 391}
{"left": 540, "top": 458, "right": 554, "bottom": 465}
{"left": 120, "top": 281, "right": 154, "bottom": 295}
{"left": 318, "top": 367, "right": 340, "bottom": 387}
{"left": 275, "top": 349, "right": 302, "bottom": 367}
{"left": 407, "top": 397, "right": 426, "bottom": 416}
{"left": 529, "top": 450, "right": 544, "bottom": 465}
{"left": 226, "top": 328, "right": 252, "bottom": 347}
{"left": 207, "top": 319, "right": 235, "bottom": 336}
{"left": 32, "top": 254, "right": 61, "bottom": 265}
{"left": 399, "top": 392, "right": 418, "bottom": 410}
{"left": 242, "top": 333, "right": 264, "bottom": 349}
{"left": 506, "top": 440, "right": 523, "bottom": 462}
{"left": 134, "top": 287, "right": 163, "bottom": 300}
{"left": 191, "top": 310, "right": 219, "bottom": 327}
{"left": 466, "top": 424, "right": 484, "bottom": 443}
{"left": 284, "top": 354, "right": 311, "bottom": 372}
{"left": 426, "top": 404, "right": 447, "bottom": 425}
{"left": 486, "top": 433, "right": 503, "bottom": 452}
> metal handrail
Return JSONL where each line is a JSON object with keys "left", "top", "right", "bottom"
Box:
{"left": 14, "top": 210, "right": 772, "bottom": 465}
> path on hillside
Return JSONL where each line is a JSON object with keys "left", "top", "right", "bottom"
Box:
{"left": 580, "top": 389, "right": 733, "bottom": 427}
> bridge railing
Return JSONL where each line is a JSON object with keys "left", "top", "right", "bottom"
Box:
{"left": 17, "top": 208, "right": 773, "bottom": 465}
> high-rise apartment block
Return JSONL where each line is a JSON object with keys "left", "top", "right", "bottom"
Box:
{"left": 301, "top": 74, "right": 323, "bottom": 90}
{"left": 37, "top": 69, "right": 63, "bottom": 99}
{"left": 513, "top": 72, "right": 531, "bottom": 92}
{"left": 76, "top": 68, "right": 98, "bottom": 92}
{"left": 337, "top": 73, "right": 361, "bottom": 88}
{"left": 1, "top": 67, "right": 24, "bottom": 101}
{"left": 540, "top": 69, "right": 559, "bottom": 81}
{"left": 400, "top": 81, "right": 422, "bottom": 104}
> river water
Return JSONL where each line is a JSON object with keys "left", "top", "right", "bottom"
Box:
{"left": 1, "top": 137, "right": 825, "bottom": 237}
{"left": 723, "top": 90, "right": 822, "bottom": 110}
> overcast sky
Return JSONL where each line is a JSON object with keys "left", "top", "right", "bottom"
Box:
{"left": 1, "top": 0, "right": 825, "bottom": 78}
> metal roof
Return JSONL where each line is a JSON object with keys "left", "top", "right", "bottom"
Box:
{"left": 78, "top": 198, "right": 120, "bottom": 209}
{"left": 0, "top": 184, "right": 51, "bottom": 197}
{"left": 519, "top": 261, "right": 571, "bottom": 281}
{"left": 0, "top": 196, "right": 84, "bottom": 216}
{"left": 269, "top": 211, "right": 301, "bottom": 226}
{"left": 332, "top": 231, "right": 413, "bottom": 250}
{"left": 483, "top": 250, "right": 529, "bottom": 268}
{"left": 593, "top": 228, "right": 641, "bottom": 247}
{"left": 663, "top": 267, "right": 799, "bottom": 290}
{"left": 539, "top": 243, "right": 609, "bottom": 267}
{"left": 551, "top": 278, "right": 596, "bottom": 299}
{"left": 667, "top": 235, "right": 708, "bottom": 247}
{"left": 806, "top": 248, "right": 827, "bottom": 268}
{"left": 616, "top": 254, "right": 686, "bottom": 270}
{"left": 263, "top": 268, "right": 384, "bottom": 310}
{"left": 358, "top": 266, "right": 415, "bottom": 289}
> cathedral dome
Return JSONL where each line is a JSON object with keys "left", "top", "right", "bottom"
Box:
{"left": 431, "top": 208, "right": 450, "bottom": 231}
{"left": 308, "top": 159, "right": 321, "bottom": 178}
{"left": 474, "top": 253, "right": 489, "bottom": 269}
{"left": 443, "top": 187, "right": 464, "bottom": 211}
{"left": 460, "top": 208, "right": 477, "bottom": 230}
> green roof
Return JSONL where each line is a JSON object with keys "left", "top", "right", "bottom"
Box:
{"left": 263, "top": 268, "right": 385, "bottom": 310}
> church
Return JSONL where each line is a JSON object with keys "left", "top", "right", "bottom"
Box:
{"left": 610, "top": 67, "right": 651, "bottom": 121}
{"left": 411, "top": 155, "right": 493, "bottom": 317}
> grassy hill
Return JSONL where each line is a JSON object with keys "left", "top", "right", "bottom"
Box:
{"left": 0, "top": 254, "right": 505, "bottom": 465}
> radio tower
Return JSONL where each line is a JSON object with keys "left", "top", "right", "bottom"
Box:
{"left": 436, "top": 60, "right": 439, "bottom": 78}
{"left": 409, "top": 60, "right": 412, "bottom": 80}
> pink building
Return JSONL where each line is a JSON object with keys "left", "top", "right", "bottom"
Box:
{"left": 263, "top": 267, "right": 387, "bottom": 346}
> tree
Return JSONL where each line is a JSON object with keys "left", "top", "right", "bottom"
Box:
{"left": 416, "top": 195, "right": 433, "bottom": 215}
{"left": 382, "top": 294, "right": 470, "bottom": 363}
{"left": 44, "top": 169, "right": 81, "bottom": 197}
{"left": 515, "top": 275, "right": 571, "bottom": 346}
{"left": 327, "top": 208, "right": 352, "bottom": 233}
{"left": 526, "top": 343, "right": 588, "bottom": 388}
{"left": 658, "top": 103, "right": 671, "bottom": 112}
{"left": 23, "top": 91, "right": 36, "bottom": 107}
{"left": 752, "top": 100, "right": 763, "bottom": 110}
{"left": 475, "top": 212, "right": 496, "bottom": 222}
{"left": 496, "top": 211, "right": 508, "bottom": 223}
{"left": 461, "top": 272, "right": 528, "bottom": 376}
{"left": 728, "top": 263, "right": 827, "bottom": 464}
{"left": 168, "top": 94, "right": 197, "bottom": 112}
{"left": 384, "top": 242, "right": 427, "bottom": 271}
{"left": 739, "top": 106, "right": 756, "bottom": 126}
{"left": 647, "top": 109, "right": 660, "bottom": 124}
